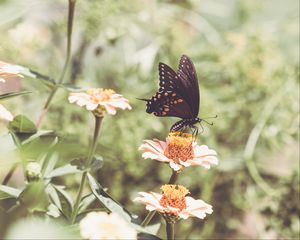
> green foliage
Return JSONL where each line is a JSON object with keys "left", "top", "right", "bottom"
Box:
{"left": 0, "top": 0, "right": 298, "bottom": 239}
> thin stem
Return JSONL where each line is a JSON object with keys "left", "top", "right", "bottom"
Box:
{"left": 141, "top": 170, "right": 179, "bottom": 227}
{"left": 2, "top": 132, "right": 26, "bottom": 185}
{"left": 37, "top": 0, "right": 76, "bottom": 127}
{"left": 70, "top": 116, "right": 103, "bottom": 224}
{"left": 166, "top": 221, "right": 175, "bottom": 240}
{"left": 141, "top": 211, "right": 156, "bottom": 227}
{"left": 168, "top": 170, "right": 179, "bottom": 184}
{"left": 2, "top": 163, "right": 18, "bottom": 185}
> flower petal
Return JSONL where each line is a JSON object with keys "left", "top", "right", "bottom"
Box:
{"left": 134, "top": 192, "right": 165, "bottom": 212}
{"left": 169, "top": 161, "right": 182, "bottom": 171}
{"left": 181, "top": 196, "right": 213, "bottom": 219}
{"left": 139, "top": 140, "right": 170, "bottom": 163}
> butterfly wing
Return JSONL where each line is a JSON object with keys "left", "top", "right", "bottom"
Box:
{"left": 146, "top": 62, "right": 193, "bottom": 118}
{"left": 177, "top": 55, "right": 200, "bottom": 117}
{"left": 146, "top": 90, "right": 194, "bottom": 118}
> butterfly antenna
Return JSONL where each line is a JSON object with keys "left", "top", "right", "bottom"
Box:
{"left": 203, "top": 115, "right": 218, "bottom": 119}
{"left": 200, "top": 114, "right": 217, "bottom": 126}
{"left": 202, "top": 119, "right": 214, "bottom": 125}
{"left": 136, "top": 98, "right": 148, "bottom": 101}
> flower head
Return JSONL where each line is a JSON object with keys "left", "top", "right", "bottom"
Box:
{"left": 79, "top": 212, "right": 137, "bottom": 240}
{"left": 26, "top": 162, "right": 42, "bottom": 182}
{"left": 0, "top": 61, "right": 25, "bottom": 82}
{"left": 139, "top": 132, "right": 218, "bottom": 171}
{"left": 134, "top": 184, "right": 213, "bottom": 221}
{"left": 68, "top": 88, "right": 132, "bottom": 116}
{"left": 0, "top": 104, "right": 13, "bottom": 121}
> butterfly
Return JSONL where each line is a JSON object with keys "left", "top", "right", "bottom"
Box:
{"left": 141, "top": 55, "right": 215, "bottom": 135}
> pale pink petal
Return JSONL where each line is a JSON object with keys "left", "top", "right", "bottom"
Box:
{"left": 189, "top": 145, "right": 218, "bottom": 168}
{"left": 103, "top": 103, "right": 117, "bottom": 115}
{"left": 181, "top": 196, "right": 213, "bottom": 219}
{"left": 139, "top": 140, "right": 170, "bottom": 163}
{"left": 0, "top": 104, "right": 13, "bottom": 121}
{"left": 68, "top": 93, "right": 98, "bottom": 111}
{"left": 134, "top": 192, "right": 165, "bottom": 212}
{"left": 169, "top": 161, "right": 182, "bottom": 171}
{"left": 86, "top": 102, "right": 98, "bottom": 111}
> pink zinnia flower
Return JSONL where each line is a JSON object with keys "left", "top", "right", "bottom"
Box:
{"left": 68, "top": 88, "right": 132, "bottom": 115}
{"left": 139, "top": 133, "right": 218, "bottom": 171}
{"left": 0, "top": 104, "right": 13, "bottom": 121}
{"left": 134, "top": 184, "right": 213, "bottom": 220}
{"left": 0, "top": 61, "right": 25, "bottom": 82}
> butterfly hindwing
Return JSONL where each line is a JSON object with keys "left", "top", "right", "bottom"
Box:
{"left": 177, "top": 55, "right": 200, "bottom": 116}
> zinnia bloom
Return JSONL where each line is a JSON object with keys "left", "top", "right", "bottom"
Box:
{"left": 134, "top": 184, "right": 213, "bottom": 220}
{"left": 0, "top": 61, "right": 25, "bottom": 82}
{"left": 79, "top": 212, "right": 137, "bottom": 240}
{"left": 139, "top": 132, "right": 218, "bottom": 171}
{"left": 68, "top": 88, "right": 132, "bottom": 115}
{"left": 0, "top": 104, "right": 13, "bottom": 121}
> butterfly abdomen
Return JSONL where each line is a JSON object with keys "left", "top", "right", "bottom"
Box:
{"left": 170, "top": 118, "right": 200, "bottom": 132}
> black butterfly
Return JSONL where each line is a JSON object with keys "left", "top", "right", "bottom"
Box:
{"left": 141, "top": 55, "right": 215, "bottom": 135}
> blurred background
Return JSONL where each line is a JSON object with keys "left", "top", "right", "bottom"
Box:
{"left": 0, "top": 0, "right": 299, "bottom": 239}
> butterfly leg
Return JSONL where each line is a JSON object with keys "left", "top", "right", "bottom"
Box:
{"left": 190, "top": 125, "right": 198, "bottom": 140}
{"left": 198, "top": 122, "right": 204, "bottom": 134}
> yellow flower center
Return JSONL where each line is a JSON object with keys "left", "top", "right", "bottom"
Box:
{"left": 159, "top": 184, "right": 189, "bottom": 211}
{"left": 164, "top": 132, "right": 194, "bottom": 163}
{"left": 87, "top": 88, "right": 115, "bottom": 103}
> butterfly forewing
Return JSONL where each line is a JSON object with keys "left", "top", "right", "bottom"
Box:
{"left": 177, "top": 55, "right": 200, "bottom": 116}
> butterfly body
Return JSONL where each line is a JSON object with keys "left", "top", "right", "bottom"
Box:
{"left": 143, "top": 55, "right": 208, "bottom": 134}
{"left": 170, "top": 118, "right": 201, "bottom": 132}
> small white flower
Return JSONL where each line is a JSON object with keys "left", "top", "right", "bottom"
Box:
{"left": 80, "top": 212, "right": 137, "bottom": 240}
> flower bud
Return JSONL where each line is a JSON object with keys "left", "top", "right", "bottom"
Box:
{"left": 26, "top": 162, "right": 42, "bottom": 182}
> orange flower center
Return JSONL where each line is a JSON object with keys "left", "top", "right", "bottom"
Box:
{"left": 159, "top": 184, "right": 189, "bottom": 212}
{"left": 87, "top": 88, "right": 115, "bottom": 103}
{"left": 164, "top": 132, "right": 194, "bottom": 163}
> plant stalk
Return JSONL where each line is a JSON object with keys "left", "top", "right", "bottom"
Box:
{"left": 166, "top": 221, "right": 175, "bottom": 240}
{"left": 141, "top": 170, "right": 179, "bottom": 227}
{"left": 37, "top": 0, "right": 76, "bottom": 127}
{"left": 70, "top": 116, "right": 103, "bottom": 224}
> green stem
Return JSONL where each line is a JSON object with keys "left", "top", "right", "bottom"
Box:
{"left": 166, "top": 221, "right": 175, "bottom": 240}
{"left": 70, "top": 116, "right": 103, "bottom": 224}
{"left": 141, "top": 170, "right": 179, "bottom": 227}
{"left": 37, "top": 0, "right": 76, "bottom": 127}
{"left": 1, "top": 163, "right": 18, "bottom": 185}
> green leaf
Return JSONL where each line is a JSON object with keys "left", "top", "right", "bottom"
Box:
{"left": 0, "top": 91, "right": 31, "bottom": 100}
{"left": 28, "top": 69, "right": 56, "bottom": 88}
{"left": 8, "top": 115, "right": 37, "bottom": 134}
{"left": 71, "top": 155, "right": 103, "bottom": 172}
{"left": 22, "top": 130, "right": 55, "bottom": 145}
{"left": 52, "top": 185, "right": 73, "bottom": 220}
{"left": 87, "top": 174, "right": 159, "bottom": 236}
{"left": 89, "top": 155, "right": 104, "bottom": 172}
{"left": 18, "top": 181, "right": 49, "bottom": 212}
{"left": 58, "top": 83, "right": 83, "bottom": 92}
{"left": 78, "top": 193, "right": 97, "bottom": 214}
{"left": 87, "top": 173, "right": 134, "bottom": 222}
{"left": 47, "top": 155, "right": 103, "bottom": 178}
{"left": 46, "top": 163, "right": 82, "bottom": 178}
{"left": 0, "top": 185, "right": 22, "bottom": 200}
